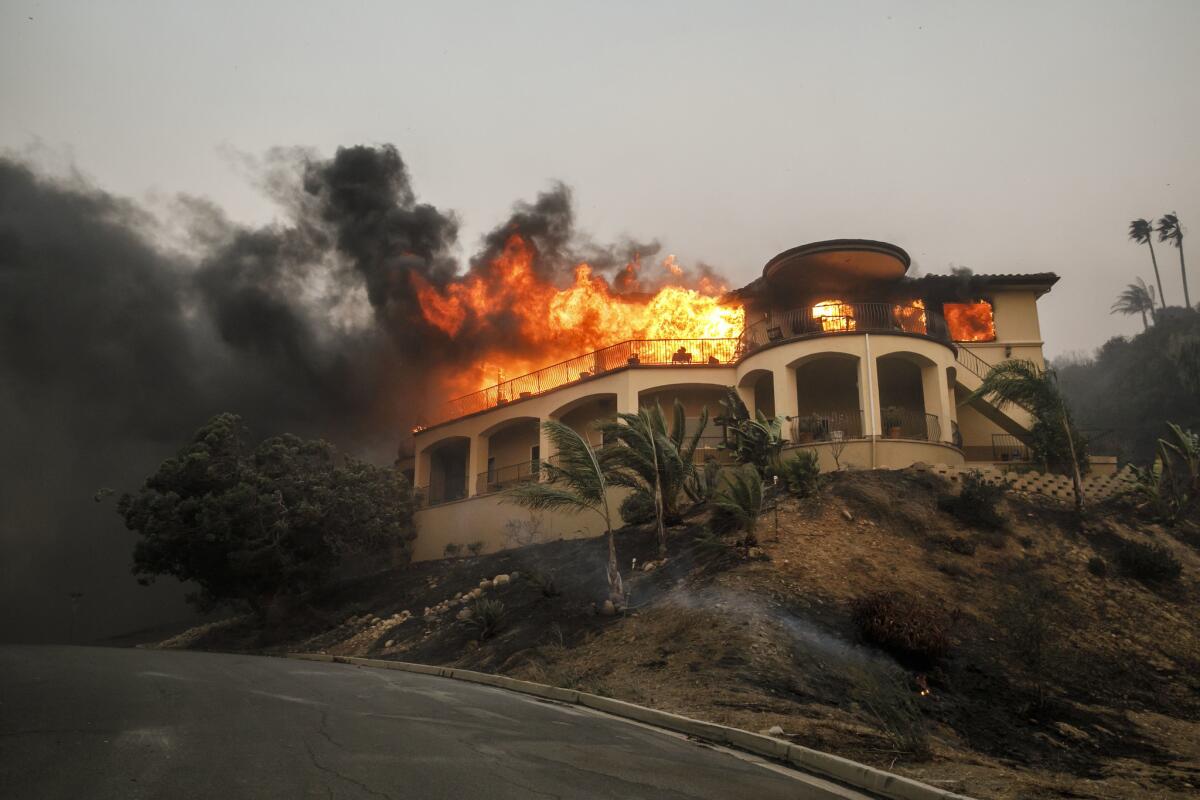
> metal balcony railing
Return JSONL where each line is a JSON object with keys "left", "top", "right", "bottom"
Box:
{"left": 425, "top": 338, "right": 739, "bottom": 427}
{"left": 790, "top": 409, "right": 865, "bottom": 442}
{"left": 414, "top": 480, "right": 468, "bottom": 509}
{"left": 421, "top": 301, "right": 954, "bottom": 429}
{"left": 879, "top": 408, "right": 941, "bottom": 442}
{"left": 738, "top": 302, "right": 935, "bottom": 355}
{"left": 476, "top": 460, "right": 542, "bottom": 496}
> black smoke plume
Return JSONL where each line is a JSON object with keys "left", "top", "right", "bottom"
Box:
{"left": 0, "top": 144, "right": 708, "bottom": 643}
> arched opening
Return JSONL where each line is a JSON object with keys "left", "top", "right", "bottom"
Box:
{"left": 793, "top": 355, "right": 863, "bottom": 441}
{"left": 876, "top": 354, "right": 933, "bottom": 440}
{"left": 422, "top": 436, "right": 470, "bottom": 505}
{"left": 638, "top": 384, "right": 728, "bottom": 460}
{"left": 478, "top": 417, "right": 541, "bottom": 495}
{"left": 737, "top": 369, "right": 775, "bottom": 418}
{"left": 551, "top": 393, "right": 617, "bottom": 448}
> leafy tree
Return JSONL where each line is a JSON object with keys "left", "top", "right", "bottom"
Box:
{"left": 598, "top": 401, "right": 707, "bottom": 555}
{"left": 1128, "top": 218, "right": 1167, "bottom": 309}
{"left": 1157, "top": 212, "right": 1190, "bottom": 309}
{"left": 120, "top": 413, "right": 415, "bottom": 615}
{"left": 968, "top": 360, "right": 1088, "bottom": 512}
{"left": 1111, "top": 278, "right": 1157, "bottom": 330}
{"left": 715, "top": 387, "right": 784, "bottom": 474}
{"left": 1055, "top": 308, "right": 1200, "bottom": 463}
{"left": 505, "top": 420, "right": 623, "bottom": 603}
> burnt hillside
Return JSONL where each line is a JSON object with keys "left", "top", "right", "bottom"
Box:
{"left": 164, "top": 469, "right": 1200, "bottom": 800}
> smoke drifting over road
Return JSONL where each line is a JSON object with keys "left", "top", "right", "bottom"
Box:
{"left": 0, "top": 144, "right": 719, "bottom": 642}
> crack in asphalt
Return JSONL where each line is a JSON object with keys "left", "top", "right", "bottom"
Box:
{"left": 302, "top": 737, "right": 394, "bottom": 800}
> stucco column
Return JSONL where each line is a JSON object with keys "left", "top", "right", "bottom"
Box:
{"left": 414, "top": 444, "right": 431, "bottom": 489}
{"left": 921, "top": 363, "right": 953, "bottom": 443}
{"left": 772, "top": 365, "right": 799, "bottom": 440}
{"left": 467, "top": 433, "right": 489, "bottom": 497}
{"left": 616, "top": 375, "right": 639, "bottom": 415}
{"left": 861, "top": 338, "right": 881, "bottom": 438}
{"left": 537, "top": 420, "right": 553, "bottom": 481}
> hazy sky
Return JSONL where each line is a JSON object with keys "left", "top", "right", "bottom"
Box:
{"left": 3, "top": 0, "right": 1198, "bottom": 357}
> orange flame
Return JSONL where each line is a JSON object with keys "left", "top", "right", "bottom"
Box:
{"left": 944, "top": 301, "right": 996, "bottom": 342}
{"left": 812, "top": 299, "right": 855, "bottom": 332}
{"left": 414, "top": 235, "right": 745, "bottom": 396}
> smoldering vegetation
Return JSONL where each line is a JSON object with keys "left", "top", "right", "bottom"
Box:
{"left": 0, "top": 144, "right": 715, "bottom": 643}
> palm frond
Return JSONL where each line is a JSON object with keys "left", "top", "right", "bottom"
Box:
{"left": 503, "top": 482, "right": 602, "bottom": 518}
{"left": 537, "top": 419, "right": 607, "bottom": 505}
{"left": 1157, "top": 212, "right": 1182, "bottom": 247}
{"left": 1128, "top": 218, "right": 1153, "bottom": 244}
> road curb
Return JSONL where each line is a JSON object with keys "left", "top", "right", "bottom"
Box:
{"left": 285, "top": 652, "right": 973, "bottom": 800}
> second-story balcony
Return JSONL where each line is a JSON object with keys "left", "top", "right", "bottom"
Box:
{"left": 417, "top": 301, "right": 946, "bottom": 430}
{"left": 738, "top": 301, "right": 941, "bottom": 353}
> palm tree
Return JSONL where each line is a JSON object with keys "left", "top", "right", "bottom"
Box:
{"left": 598, "top": 401, "right": 707, "bottom": 556}
{"left": 711, "top": 466, "right": 764, "bottom": 545}
{"left": 1157, "top": 212, "right": 1190, "bottom": 309}
{"left": 967, "top": 360, "right": 1087, "bottom": 514}
{"left": 1128, "top": 218, "right": 1167, "bottom": 309}
{"left": 1110, "top": 278, "right": 1157, "bottom": 330}
{"left": 504, "top": 420, "right": 623, "bottom": 603}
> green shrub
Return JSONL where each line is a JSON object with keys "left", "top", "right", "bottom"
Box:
{"left": 850, "top": 591, "right": 951, "bottom": 668}
{"left": 1086, "top": 555, "right": 1107, "bottom": 577}
{"left": 779, "top": 450, "right": 822, "bottom": 498}
{"left": 937, "top": 470, "right": 1006, "bottom": 529}
{"left": 466, "top": 541, "right": 484, "bottom": 557}
{"left": 1116, "top": 540, "right": 1182, "bottom": 584}
{"left": 467, "top": 598, "right": 505, "bottom": 640}
{"left": 443, "top": 542, "right": 461, "bottom": 558}
{"left": 711, "top": 466, "right": 764, "bottom": 543}
{"left": 618, "top": 489, "right": 657, "bottom": 525}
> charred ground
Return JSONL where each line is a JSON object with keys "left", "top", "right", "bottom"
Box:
{"left": 164, "top": 469, "right": 1200, "bottom": 800}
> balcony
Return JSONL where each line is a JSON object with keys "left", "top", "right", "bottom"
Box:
{"left": 423, "top": 338, "right": 739, "bottom": 428}
{"left": 476, "top": 459, "right": 542, "bottom": 496}
{"left": 417, "top": 301, "right": 946, "bottom": 430}
{"left": 738, "top": 301, "right": 940, "bottom": 354}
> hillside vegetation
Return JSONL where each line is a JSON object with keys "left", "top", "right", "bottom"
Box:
{"left": 165, "top": 469, "right": 1200, "bottom": 800}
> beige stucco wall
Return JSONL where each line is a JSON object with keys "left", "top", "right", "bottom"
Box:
{"left": 639, "top": 385, "right": 726, "bottom": 417}
{"left": 487, "top": 420, "right": 539, "bottom": 469}
{"left": 411, "top": 486, "right": 632, "bottom": 561}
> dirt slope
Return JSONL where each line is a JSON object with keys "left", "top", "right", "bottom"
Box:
{"left": 169, "top": 469, "right": 1200, "bottom": 800}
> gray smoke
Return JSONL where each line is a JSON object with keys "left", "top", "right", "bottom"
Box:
{"left": 0, "top": 144, "right": 728, "bottom": 643}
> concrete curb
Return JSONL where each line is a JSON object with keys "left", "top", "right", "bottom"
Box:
{"left": 286, "top": 652, "right": 973, "bottom": 800}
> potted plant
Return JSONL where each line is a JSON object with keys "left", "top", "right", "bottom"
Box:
{"left": 882, "top": 407, "right": 903, "bottom": 439}
{"left": 793, "top": 414, "right": 820, "bottom": 443}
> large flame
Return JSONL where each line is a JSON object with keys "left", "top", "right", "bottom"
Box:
{"left": 812, "top": 299, "right": 855, "bottom": 332}
{"left": 944, "top": 300, "right": 996, "bottom": 342}
{"left": 414, "top": 235, "right": 745, "bottom": 397}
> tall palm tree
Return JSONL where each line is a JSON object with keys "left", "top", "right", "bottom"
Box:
{"left": 967, "top": 360, "right": 1087, "bottom": 514}
{"left": 1128, "top": 218, "right": 1167, "bottom": 309}
{"left": 598, "top": 401, "right": 708, "bottom": 556}
{"left": 504, "top": 420, "right": 623, "bottom": 603}
{"left": 1110, "top": 278, "right": 1157, "bottom": 330}
{"left": 1157, "top": 212, "right": 1190, "bottom": 309}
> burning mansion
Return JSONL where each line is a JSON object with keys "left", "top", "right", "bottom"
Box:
{"left": 400, "top": 239, "right": 1062, "bottom": 560}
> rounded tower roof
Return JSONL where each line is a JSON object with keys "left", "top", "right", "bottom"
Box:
{"left": 762, "top": 239, "right": 911, "bottom": 291}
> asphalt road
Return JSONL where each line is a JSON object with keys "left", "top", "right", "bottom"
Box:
{"left": 0, "top": 645, "right": 868, "bottom": 799}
